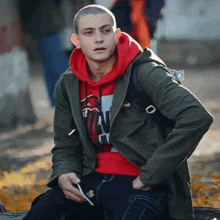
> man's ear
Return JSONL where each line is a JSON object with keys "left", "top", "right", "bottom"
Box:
{"left": 115, "top": 28, "right": 121, "bottom": 43}
{"left": 71, "top": 34, "right": 80, "bottom": 48}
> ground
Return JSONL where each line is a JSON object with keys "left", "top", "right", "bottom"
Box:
{"left": 0, "top": 64, "right": 220, "bottom": 211}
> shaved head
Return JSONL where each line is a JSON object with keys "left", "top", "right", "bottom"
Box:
{"left": 73, "top": 4, "right": 116, "bottom": 34}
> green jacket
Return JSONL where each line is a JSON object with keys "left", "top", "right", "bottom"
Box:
{"left": 48, "top": 49, "right": 213, "bottom": 220}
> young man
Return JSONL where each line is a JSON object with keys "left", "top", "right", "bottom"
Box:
{"left": 24, "top": 4, "right": 213, "bottom": 220}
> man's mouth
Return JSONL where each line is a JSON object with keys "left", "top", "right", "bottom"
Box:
{"left": 94, "top": 47, "right": 106, "bottom": 51}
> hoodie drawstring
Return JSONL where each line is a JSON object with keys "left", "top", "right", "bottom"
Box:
{"left": 85, "top": 82, "right": 88, "bottom": 109}
{"left": 85, "top": 82, "right": 102, "bottom": 113}
{"left": 99, "top": 86, "right": 102, "bottom": 112}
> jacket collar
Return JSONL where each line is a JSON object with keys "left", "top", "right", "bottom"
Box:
{"left": 110, "top": 64, "right": 132, "bottom": 128}
{"left": 110, "top": 52, "right": 143, "bottom": 128}
{"left": 63, "top": 70, "right": 91, "bottom": 146}
{"left": 64, "top": 52, "right": 142, "bottom": 135}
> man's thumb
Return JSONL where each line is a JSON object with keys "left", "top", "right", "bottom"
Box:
{"left": 68, "top": 173, "right": 80, "bottom": 184}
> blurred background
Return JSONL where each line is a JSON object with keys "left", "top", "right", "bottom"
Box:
{"left": 0, "top": 0, "right": 220, "bottom": 213}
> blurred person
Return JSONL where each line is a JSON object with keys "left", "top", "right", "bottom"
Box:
{"left": 61, "top": 0, "right": 95, "bottom": 57}
{"left": 23, "top": 4, "right": 213, "bottom": 220}
{"left": 129, "top": 0, "right": 151, "bottom": 48}
{"left": 108, "top": 0, "right": 164, "bottom": 52}
{"left": 110, "top": 0, "right": 151, "bottom": 49}
{"left": 19, "top": 0, "right": 69, "bottom": 107}
{"left": 144, "top": 0, "right": 165, "bottom": 39}
{"left": 144, "top": 0, "right": 165, "bottom": 53}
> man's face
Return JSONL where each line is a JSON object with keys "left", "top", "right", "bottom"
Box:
{"left": 75, "top": 13, "right": 120, "bottom": 62}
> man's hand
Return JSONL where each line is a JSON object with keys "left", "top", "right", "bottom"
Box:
{"left": 58, "top": 173, "right": 94, "bottom": 202}
{"left": 133, "top": 176, "right": 152, "bottom": 191}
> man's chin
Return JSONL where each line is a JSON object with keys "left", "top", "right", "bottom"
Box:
{"left": 90, "top": 55, "right": 111, "bottom": 63}
{"left": 86, "top": 50, "right": 116, "bottom": 63}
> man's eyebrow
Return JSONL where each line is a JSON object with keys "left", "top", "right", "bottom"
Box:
{"left": 82, "top": 27, "right": 94, "bottom": 31}
{"left": 99, "top": 24, "right": 112, "bottom": 29}
{"left": 82, "top": 24, "right": 112, "bottom": 31}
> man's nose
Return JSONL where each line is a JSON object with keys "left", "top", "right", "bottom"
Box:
{"left": 95, "top": 32, "right": 103, "bottom": 43}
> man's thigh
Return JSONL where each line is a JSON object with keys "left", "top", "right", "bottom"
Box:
{"left": 23, "top": 187, "right": 72, "bottom": 219}
{"left": 23, "top": 187, "right": 102, "bottom": 220}
{"left": 97, "top": 175, "right": 169, "bottom": 220}
{"left": 23, "top": 174, "right": 107, "bottom": 220}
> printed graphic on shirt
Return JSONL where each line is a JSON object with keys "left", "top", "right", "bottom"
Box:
{"left": 81, "top": 94, "right": 113, "bottom": 148}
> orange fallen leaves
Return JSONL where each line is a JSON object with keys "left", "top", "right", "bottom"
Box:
{"left": 192, "top": 174, "right": 203, "bottom": 181}
{"left": 191, "top": 173, "right": 220, "bottom": 208}
{"left": 0, "top": 158, "right": 51, "bottom": 212}
{"left": 0, "top": 185, "right": 46, "bottom": 212}
{"left": 1, "top": 158, "right": 220, "bottom": 212}
{"left": 210, "top": 173, "right": 220, "bottom": 180}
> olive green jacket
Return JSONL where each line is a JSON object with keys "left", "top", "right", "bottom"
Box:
{"left": 48, "top": 49, "right": 213, "bottom": 220}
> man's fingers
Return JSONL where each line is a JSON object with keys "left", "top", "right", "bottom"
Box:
{"left": 86, "top": 190, "right": 95, "bottom": 198}
{"left": 58, "top": 173, "right": 85, "bottom": 202}
{"left": 133, "top": 176, "right": 152, "bottom": 191}
{"left": 141, "top": 186, "right": 152, "bottom": 191}
{"left": 68, "top": 173, "right": 81, "bottom": 185}
{"left": 58, "top": 173, "right": 95, "bottom": 202}
{"left": 70, "top": 186, "right": 85, "bottom": 199}
{"left": 133, "top": 177, "right": 144, "bottom": 189}
{"left": 62, "top": 183, "right": 85, "bottom": 199}
{"left": 65, "top": 190, "right": 85, "bottom": 202}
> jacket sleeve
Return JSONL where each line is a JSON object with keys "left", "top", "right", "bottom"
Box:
{"left": 48, "top": 75, "right": 83, "bottom": 187}
{"left": 136, "top": 64, "right": 213, "bottom": 185}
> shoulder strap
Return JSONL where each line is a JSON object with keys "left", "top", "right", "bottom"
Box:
{"left": 128, "top": 62, "right": 156, "bottom": 111}
{"left": 129, "top": 62, "right": 185, "bottom": 138}
{"left": 130, "top": 62, "right": 184, "bottom": 111}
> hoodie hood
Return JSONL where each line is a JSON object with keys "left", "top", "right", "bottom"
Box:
{"left": 133, "top": 47, "right": 166, "bottom": 67}
{"left": 69, "top": 32, "right": 142, "bottom": 86}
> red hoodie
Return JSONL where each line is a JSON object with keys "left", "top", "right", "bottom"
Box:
{"left": 70, "top": 33, "right": 142, "bottom": 176}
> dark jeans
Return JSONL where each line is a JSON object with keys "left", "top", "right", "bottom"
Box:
{"left": 37, "top": 32, "right": 69, "bottom": 107}
{"left": 23, "top": 173, "right": 170, "bottom": 220}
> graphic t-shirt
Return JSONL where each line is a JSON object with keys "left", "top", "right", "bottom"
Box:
{"left": 80, "top": 82, "right": 114, "bottom": 152}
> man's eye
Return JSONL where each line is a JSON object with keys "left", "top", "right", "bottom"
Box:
{"left": 84, "top": 31, "right": 92, "bottom": 35}
{"left": 103, "top": 29, "right": 111, "bottom": 34}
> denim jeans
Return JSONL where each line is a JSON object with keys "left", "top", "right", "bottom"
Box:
{"left": 23, "top": 173, "right": 170, "bottom": 220}
{"left": 37, "top": 32, "right": 69, "bottom": 107}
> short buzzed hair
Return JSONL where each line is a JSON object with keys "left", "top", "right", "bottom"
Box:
{"left": 73, "top": 4, "right": 117, "bottom": 34}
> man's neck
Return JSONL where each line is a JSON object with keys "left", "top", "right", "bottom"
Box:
{"left": 87, "top": 55, "right": 117, "bottom": 82}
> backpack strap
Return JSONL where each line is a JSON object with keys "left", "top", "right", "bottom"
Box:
{"left": 130, "top": 62, "right": 184, "bottom": 113}
{"left": 128, "top": 62, "right": 185, "bottom": 138}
